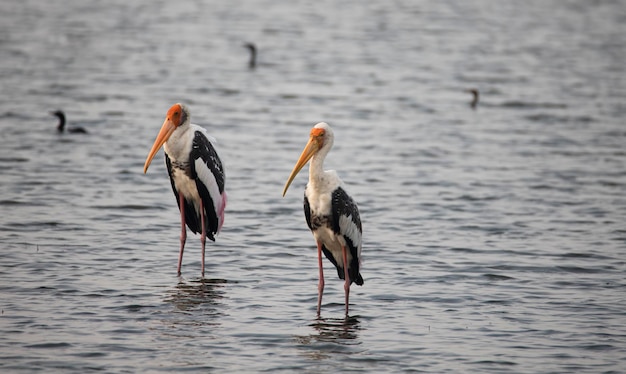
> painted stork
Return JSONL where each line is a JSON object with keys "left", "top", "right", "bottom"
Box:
{"left": 143, "top": 103, "right": 227, "bottom": 277}
{"left": 282, "top": 122, "right": 363, "bottom": 316}
{"left": 50, "top": 110, "right": 88, "bottom": 134}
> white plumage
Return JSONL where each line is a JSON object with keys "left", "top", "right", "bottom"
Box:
{"left": 283, "top": 122, "right": 363, "bottom": 316}
{"left": 144, "top": 103, "right": 226, "bottom": 277}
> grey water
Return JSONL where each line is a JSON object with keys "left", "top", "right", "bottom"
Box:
{"left": 1, "top": 0, "right": 625, "bottom": 372}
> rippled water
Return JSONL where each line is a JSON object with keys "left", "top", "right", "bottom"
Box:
{"left": 1, "top": 0, "right": 625, "bottom": 372}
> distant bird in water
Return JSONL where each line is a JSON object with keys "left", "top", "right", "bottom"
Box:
{"left": 244, "top": 42, "right": 257, "bottom": 69}
{"left": 143, "top": 103, "right": 227, "bottom": 277}
{"left": 466, "top": 89, "right": 479, "bottom": 109}
{"left": 283, "top": 122, "right": 364, "bottom": 316}
{"left": 50, "top": 110, "right": 88, "bottom": 134}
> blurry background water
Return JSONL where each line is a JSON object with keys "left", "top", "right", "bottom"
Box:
{"left": 1, "top": 0, "right": 625, "bottom": 372}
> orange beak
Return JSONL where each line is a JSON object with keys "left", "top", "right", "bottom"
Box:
{"left": 143, "top": 117, "right": 177, "bottom": 174}
{"left": 282, "top": 135, "right": 321, "bottom": 196}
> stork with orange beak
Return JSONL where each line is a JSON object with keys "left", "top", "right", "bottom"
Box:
{"left": 144, "top": 103, "right": 226, "bottom": 277}
{"left": 283, "top": 122, "right": 363, "bottom": 316}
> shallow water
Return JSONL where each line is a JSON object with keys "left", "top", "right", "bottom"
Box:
{"left": 1, "top": 0, "right": 626, "bottom": 372}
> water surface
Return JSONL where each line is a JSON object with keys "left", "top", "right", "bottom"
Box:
{"left": 1, "top": 0, "right": 625, "bottom": 372}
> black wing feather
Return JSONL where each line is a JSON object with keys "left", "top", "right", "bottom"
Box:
{"left": 165, "top": 153, "right": 202, "bottom": 235}
{"left": 189, "top": 131, "right": 225, "bottom": 240}
{"left": 331, "top": 187, "right": 363, "bottom": 285}
{"left": 303, "top": 194, "right": 313, "bottom": 231}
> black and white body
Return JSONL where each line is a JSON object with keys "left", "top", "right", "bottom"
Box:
{"left": 143, "top": 103, "right": 227, "bottom": 277}
{"left": 50, "top": 110, "right": 88, "bottom": 134}
{"left": 244, "top": 42, "right": 257, "bottom": 69}
{"left": 283, "top": 122, "right": 363, "bottom": 316}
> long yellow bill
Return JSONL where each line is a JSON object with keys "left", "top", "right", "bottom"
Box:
{"left": 143, "top": 118, "right": 177, "bottom": 174}
{"left": 282, "top": 136, "right": 320, "bottom": 196}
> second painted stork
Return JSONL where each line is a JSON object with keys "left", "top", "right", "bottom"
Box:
{"left": 282, "top": 122, "right": 364, "bottom": 316}
{"left": 143, "top": 103, "right": 227, "bottom": 277}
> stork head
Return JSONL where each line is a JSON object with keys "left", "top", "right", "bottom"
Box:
{"left": 282, "top": 122, "right": 333, "bottom": 196}
{"left": 143, "top": 103, "right": 189, "bottom": 174}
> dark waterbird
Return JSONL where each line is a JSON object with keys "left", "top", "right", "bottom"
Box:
{"left": 50, "top": 110, "right": 88, "bottom": 133}
{"left": 244, "top": 42, "right": 257, "bottom": 69}
{"left": 466, "top": 89, "right": 479, "bottom": 109}
{"left": 143, "top": 103, "right": 227, "bottom": 277}
{"left": 283, "top": 122, "right": 364, "bottom": 316}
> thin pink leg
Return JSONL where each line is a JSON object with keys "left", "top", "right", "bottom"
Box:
{"left": 177, "top": 192, "right": 186, "bottom": 276}
{"left": 317, "top": 241, "right": 325, "bottom": 316}
{"left": 200, "top": 200, "right": 207, "bottom": 278}
{"left": 342, "top": 245, "right": 350, "bottom": 316}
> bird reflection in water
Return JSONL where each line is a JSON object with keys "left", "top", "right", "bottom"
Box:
{"left": 164, "top": 278, "right": 227, "bottom": 319}
{"left": 159, "top": 279, "right": 227, "bottom": 339}
{"left": 295, "top": 316, "right": 362, "bottom": 360}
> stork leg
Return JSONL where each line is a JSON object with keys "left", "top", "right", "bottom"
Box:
{"left": 342, "top": 245, "right": 350, "bottom": 316}
{"left": 316, "top": 241, "right": 325, "bottom": 316}
{"left": 177, "top": 192, "right": 187, "bottom": 276}
{"left": 200, "top": 200, "right": 207, "bottom": 278}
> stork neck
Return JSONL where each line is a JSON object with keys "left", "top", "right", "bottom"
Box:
{"left": 308, "top": 150, "right": 328, "bottom": 185}
{"left": 164, "top": 124, "right": 191, "bottom": 161}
